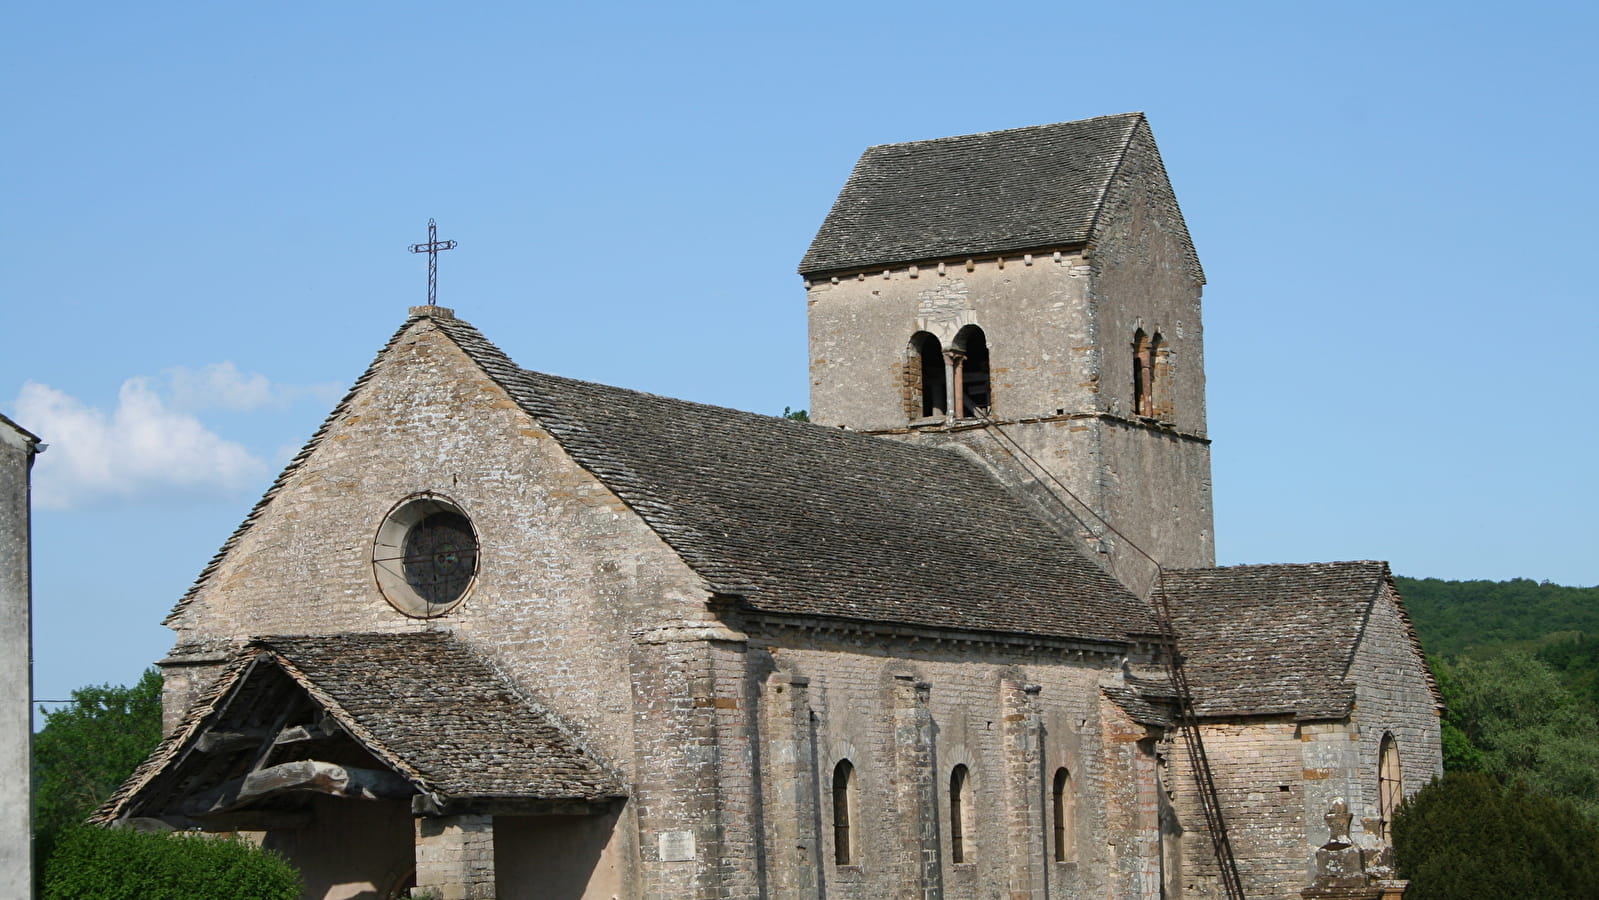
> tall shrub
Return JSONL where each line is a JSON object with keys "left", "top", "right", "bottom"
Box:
{"left": 42, "top": 826, "right": 300, "bottom": 900}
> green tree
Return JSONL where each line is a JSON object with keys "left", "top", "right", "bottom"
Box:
{"left": 1439, "top": 652, "right": 1599, "bottom": 819}
{"left": 43, "top": 826, "right": 299, "bottom": 900}
{"left": 32, "top": 669, "right": 163, "bottom": 863}
{"left": 781, "top": 406, "right": 810, "bottom": 421}
{"left": 1429, "top": 658, "right": 1483, "bottom": 772}
{"left": 1393, "top": 772, "right": 1599, "bottom": 900}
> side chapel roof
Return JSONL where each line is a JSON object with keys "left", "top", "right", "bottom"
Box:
{"left": 800, "top": 113, "right": 1146, "bottom": 275}
{"left": 1157, "top": 561, "right": 1434, "bottom": 720}
{"left": 166, "top": 310, "right": 1154, "bottom": 645}
{"left": 96, "top": 632, "right": 623, "bottom": 823}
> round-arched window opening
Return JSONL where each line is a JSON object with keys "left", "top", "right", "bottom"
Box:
{"left": 373, "top": 494, "right": 479, "bottom": 617}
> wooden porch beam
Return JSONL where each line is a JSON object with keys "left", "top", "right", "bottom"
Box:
{"left": 177, "top": 760, "right": 415, "bottom": 817}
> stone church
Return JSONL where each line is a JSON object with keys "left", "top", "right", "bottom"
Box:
{"left": 98, "top": 113, "right": 1442, "bottom": 900}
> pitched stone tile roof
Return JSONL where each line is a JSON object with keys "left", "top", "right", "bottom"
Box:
{"left": 432, "top": 314, "right": 1156, "bottom": 644}
{"left": 260, "top": 633, "right": 624, "bottom": 800}
{"left": 96, "top": 633, "right": 623, "bottom": 823}
{"left": 799, "top": 113, "right": 1144, "bottom": 275}
{"left": 1158, "top": 561, "right": 1405, "bottom": 720}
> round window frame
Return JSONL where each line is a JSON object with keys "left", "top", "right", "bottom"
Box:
{"left": 372, "top": 493, "right": 480, "bottom": 618}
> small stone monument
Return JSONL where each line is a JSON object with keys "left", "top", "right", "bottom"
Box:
{"left": 1300, "top": 799, "right": 1409, "bottom": 900}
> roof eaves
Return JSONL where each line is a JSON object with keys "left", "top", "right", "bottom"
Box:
{"left": 92, "top": 649, "right": 263, "bottom": 824}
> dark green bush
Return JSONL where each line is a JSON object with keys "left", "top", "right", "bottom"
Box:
{"left": 1393, "top": 772, "right": 1599, "bottom": 900}
{"left": 42, "top": 825, "right": 300, "bottom": 900}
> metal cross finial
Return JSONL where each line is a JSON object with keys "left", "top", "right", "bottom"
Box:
{"left": 408, "top": 218, "right": 457, "bottom": 307}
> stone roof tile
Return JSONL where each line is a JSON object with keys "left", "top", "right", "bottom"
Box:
{"left": 260, "top": 633, "right": 624, "bottom": 800}
{"left": 799, "top": 113, "right": 1143, "bottom": 275}
{"left": 1158, "top": 562, "right": 1392, "bottom": 719}
{"left": 96, "top": 633, "right": 624, "bottom": 823}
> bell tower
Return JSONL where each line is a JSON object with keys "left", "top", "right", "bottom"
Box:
{"left": 800, "top": 113, "right": 1214, "bottom": 592}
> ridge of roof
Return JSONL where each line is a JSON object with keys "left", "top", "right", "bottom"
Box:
{"left": 799, "top": 113, "right": 1146, "bottom": 275}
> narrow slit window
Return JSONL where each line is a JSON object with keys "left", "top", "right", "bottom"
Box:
{"left": 1052, "top": 767, "right": 1074, "bottom": 862}
{"left": 950, "top": 764, "right": 972, "bottom": 863}
{"left": 1133, "top": 329, "right": 1154, "bottom": 417}
{"left": 832, "top": 759, "right": 855, "bottom": 865}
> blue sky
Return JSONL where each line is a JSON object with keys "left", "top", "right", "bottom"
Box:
{"left": 5, "top": 1, "right": 1595, "bottom": 710}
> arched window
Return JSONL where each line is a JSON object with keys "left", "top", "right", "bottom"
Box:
{"left": 909, "top": 332, "right": 947, "bottom": 418}
{"left": 1132, "top": 329, "right": 1154, "bottom": 417}
{"left": 1052, "top": 767, "right": 1075, "bottom": 862}
{"left": 950, "top": 764, "right": 972, "bottom": 863}
{"left": 1378, "top": 734, "right": 1402, "bottom": 841}
{"left": 832, "top": 760, "right": 855, "bottom": 865}
{"left": 951, "top": 325, "right": 991, "bottom": 418}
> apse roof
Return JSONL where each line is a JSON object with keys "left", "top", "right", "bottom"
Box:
{"left": 1157, "top": 561, "right": 1430, "bottom": 720}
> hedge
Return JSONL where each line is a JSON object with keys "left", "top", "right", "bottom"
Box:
{"left": 42, "top": 825, "right": 300, "bottom": 900}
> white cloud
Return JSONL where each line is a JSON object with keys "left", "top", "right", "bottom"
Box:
{"left": 15, "top": 377, "right": 272, "bottom": 510}
{"left": 163, "top": 362, "right": 342, "bottom": 412}
{"left": 164, "top": 362, "right": 278, "bottom": 412}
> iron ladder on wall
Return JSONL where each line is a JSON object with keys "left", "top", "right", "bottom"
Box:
{"left": 971, "top": 411, "right": 1247, "bottom": 900}
{"left": 1149, "top": 584, "right": 1248, "bottom": 900}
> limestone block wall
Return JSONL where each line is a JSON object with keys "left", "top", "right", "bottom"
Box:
{"left": 749, "top": 629, "right": 1163, "bottom": 900}
{"left": 1344, "top": 584, "right": 1443, "bottom": 843}
{"left": 807, "top": 254, "right": 1096, "bottom": 431}
{"left": 628, "top": 626, "right": 760, "bottom": 900}
{"left": 1087, "top": 119, "right": 1207, "bottom": 437}
{"left": 1169, "top": 719, "right": 1315, "bottom": 899}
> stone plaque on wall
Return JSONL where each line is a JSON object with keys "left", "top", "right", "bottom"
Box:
{"left": 659, "top": 830, "right": 695, "bottom": 862}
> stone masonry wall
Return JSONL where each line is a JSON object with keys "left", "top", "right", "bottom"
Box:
{"left": 807, "top": 253, "right": 1097, "bottom": 433}
{"left": 1171, "top": 719, "right": 1316, "bottom": 899}
{"left": 751, "top": 630, "right": 1162, "bottom": 900}
{"left": 0, "top": 420, "right": 36, "bottom": 900}
{"left": 1080, "top": 117, "right": 1213, "bottom": 575}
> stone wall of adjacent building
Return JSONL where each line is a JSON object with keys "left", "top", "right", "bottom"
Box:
{"left": 0, "top": 417, "right": 38, "bottom": 900}
{"left": 747, "top": 627, "right": 1167, "bottom": 900}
